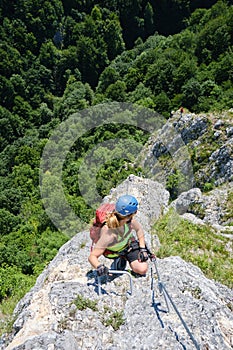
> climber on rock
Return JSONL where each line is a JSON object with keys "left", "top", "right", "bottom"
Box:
{"left": 88, "top": 194, "right": 149, "bottom": 278}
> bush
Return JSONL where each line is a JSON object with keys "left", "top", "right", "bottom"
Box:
{"left": 74, "top": 294, "right": 98, "bottom": 311}
{"left": 0, "top": 265, "right": 35, "bottom": 302}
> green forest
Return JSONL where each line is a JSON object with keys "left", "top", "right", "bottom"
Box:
{"left": 0, "top": 0, "right": 233, "bottom": 325}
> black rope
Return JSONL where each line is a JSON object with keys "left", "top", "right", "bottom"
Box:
{"left": 151, "top": 257, "right": 200, "bottom": 350}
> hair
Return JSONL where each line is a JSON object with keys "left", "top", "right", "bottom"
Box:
{"left": 105, "top": 212, "right": 134, "bottom": 229}
{"left": 105, "top": 212, "right": 120, "bottom": 228}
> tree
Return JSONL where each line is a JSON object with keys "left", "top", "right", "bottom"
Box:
{"left": 0, "top": 76, "right": 15, "bottom": 109}
{"left": 214, "top": 52, "right": 233, "bottom": 84}
{"left": 0, "top": 187, "right": 23, "bottom": 215}
{"left": 22, "top": 62, "right": 53, "bottom": 108}
{"left": 145, "top": 57, "right": 175, "bottom": 96}
{"left": 54, "top": 76, "right": 94, "bottom": 119}
{"left": 0, "top": 209, "right": 20, "bottom": 235}
{"left": 10, "top": 74, "right": 27, "bottom": 99}
{"left": 105, "top": 80, "right": 127, "bottom": 101}
{"left": 128, "top": 82, "right": 154, "bottom": 103}
{"left": 1, "top": 18, "right": 37, "bottom": 54}
{"left": 181, "top": 78, "right": 202, "bottom": 110}
{"left": 39, "top": 40, "right": 60, "bottom": 70}
{"left": 172, "top": 30, "right": 196, "bottom": 53}
{"left": 11, "top": 164, "right": 38, "bottom": 196}
{"left": 91, "top": 5, "right": 102, "bottom": 21}
{"left": 13, "top": 0, "right": 64, "bottom": 48}
{"left": 54, "top": 46, "right": 80, "bottom": 95}
{"left": 0, "top": 43, "right": 23, "bottom": 78}
{"left": 194, "top": 2, "right": 232, "bottom": 64}
{"left": 124, "top": 67, "right": 144, "bottom": 91}
{"left": 0, "top": 265, "right": 35, "bottom": 302}
{"left": 144, "top": 2, "right": 154, "bottom": 37}
{"left": 96, "top": 66, "right": 120, "bottom": 93}
{"left": 104, "top": 16, "right": 125, "bottom": 60}
{"left": 154, "top": 92, "right": 171, "bottom": 117}
{"left": 172, "top": 56, "right": 197, "bottom": 92}
{"left": 76, "top": 35, "right": 108, "bottom": 87}
{"left": 12, "top": 96, "right": 33, "bottom": 122}
{"left": 0, "top": 107, "right": 24, "bottom": 151}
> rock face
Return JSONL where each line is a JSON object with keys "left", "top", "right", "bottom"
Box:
{"left": 2, "top": 176, "right": 233, "bottom": 350}
{"left": 208, "top": 138, "right": 233, "bottom": 185}
{"left": 170, "top": 183, "right": 233, "bottom": 235}
{"left": 175, "top": 112, "right": 233, "bottom": 186}
{"left": 141, "top": 111, "right": 233, "bottom": 191}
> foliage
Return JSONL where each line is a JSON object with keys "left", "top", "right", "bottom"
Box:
{"left": 0, "top": 314, "right": 16, "bottom": 338}
{"left": 0, "top": 228, "right": 68, "bottom": 274}
{"left": 0, "top": 1, "right": 232, "bottom": 116}
{"left": 0, "top": 265, "right": 35, "bottom": 303}
{"left": 220, "top": 190, "right": 233, "bottom": 224}
{"left": 153, "top": 209, "right": 233, "bottom": 288}
{"left": 102, "top": 307, "right": 125, "bottom": 330}
{"left": 166, "top": 169, "right": 185, "bottom": 200}
{"left": 0, "top": 0, "right": 232, "bottom": 324}
{"left": 73, "top": 294, "right": 98, "bottom": 311}
{"left": 99, "top": 2, "right": 232, "bottom": 113}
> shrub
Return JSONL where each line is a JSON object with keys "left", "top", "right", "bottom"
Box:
{"left": 73, "top": 294, "right": 98, "bottom": 311}
{"left": 102, "top": 309, "right": 125, "bottom": 330}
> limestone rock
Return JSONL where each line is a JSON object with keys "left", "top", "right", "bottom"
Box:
{"left": 169, "top": 183, "right": 233, "bottom": 231}
{"left": 1, "top": 177, "right": 232, "bottom": 350}
{"left": 141, "top": 111, "right": 233, "bottom": 191}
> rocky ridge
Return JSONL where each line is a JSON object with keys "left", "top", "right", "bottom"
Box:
{"left": 174, "top": 110, "right": 233, "bottom": 187}
{"left": 1, "top": 175, "right": 233, "bottom": 350}
{"left": 141, "top": 110, "right": 233, "bottom": 191}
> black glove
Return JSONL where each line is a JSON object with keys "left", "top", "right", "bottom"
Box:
{"left": 149, "top": 253, "right": 156, "bottom": 261}
{"left": 145, "top": 245, "right": 156, "bottom": 261}
{"left": 138, "top": 248, "right": 149, "bottom": 262}
{"left": 97, "top": 264, "right": 109, "bottom": 276}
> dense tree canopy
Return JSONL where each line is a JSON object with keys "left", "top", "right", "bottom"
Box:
{"left": 0, "top": 0, "right": 232, "bottom": 318}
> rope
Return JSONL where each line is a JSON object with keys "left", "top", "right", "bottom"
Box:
{"left": 151, "top": 257, "right": 200, "bottom": 350}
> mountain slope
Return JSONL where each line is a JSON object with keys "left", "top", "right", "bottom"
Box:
{"left": 1, "top": 176, "right": 233, "bottom": 350}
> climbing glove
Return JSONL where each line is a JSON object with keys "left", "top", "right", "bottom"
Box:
{"left": 138, "top": 247, "right": 149, "bottom": 262}
{"left": 97, "top": 264, "right": 109, "bottom": 276}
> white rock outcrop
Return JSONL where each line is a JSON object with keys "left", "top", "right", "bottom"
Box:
{"left": 1, "top": 176, "right": 233, "bottom": 350}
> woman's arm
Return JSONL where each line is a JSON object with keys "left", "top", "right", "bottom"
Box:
{"left": 88, "top": 247, "right": 105, "bottom": 269}
{"left": 88, "top": 226, "right": 114, "bottom": 269}
{"left": 131, "top": 219, "right": 146, "bottom": 248}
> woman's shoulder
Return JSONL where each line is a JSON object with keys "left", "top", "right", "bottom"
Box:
{"left": 130, "top": 218, "right": 142, "bottom": 229}
{"left": 100, "top": 224, "right": 116, "bottom": 237}
{"left": 95, "top": 225, "right": 115, "bottom": 247}
{"left": 100, "top": 224, "right": 109, "bottom": 233}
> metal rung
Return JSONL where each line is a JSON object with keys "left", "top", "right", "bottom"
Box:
{"left": 97, "top": 270, "right": 133, "bottom": 296}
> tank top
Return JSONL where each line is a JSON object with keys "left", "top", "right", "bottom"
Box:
{"left": 103, "top": 223, "right": 133, "bottom": 258}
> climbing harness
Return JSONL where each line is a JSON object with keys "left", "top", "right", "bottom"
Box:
{"left": 149, "top": 252, "right": 200, "bottom": 350}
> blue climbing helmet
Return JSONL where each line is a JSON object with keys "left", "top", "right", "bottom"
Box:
{"left": 115, "top": 194, "right": 138, "bottom": 216}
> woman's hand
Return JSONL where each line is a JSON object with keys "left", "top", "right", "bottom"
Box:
{"left": 97, "top": 264, "right": 109, "bottom": 276}
{"left": 138, "top": 248, "right": 149, "bottom": 262}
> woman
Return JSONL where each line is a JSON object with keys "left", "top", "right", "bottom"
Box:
{"left": 88, "top": 194, "right": 149, "bottom": 277}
